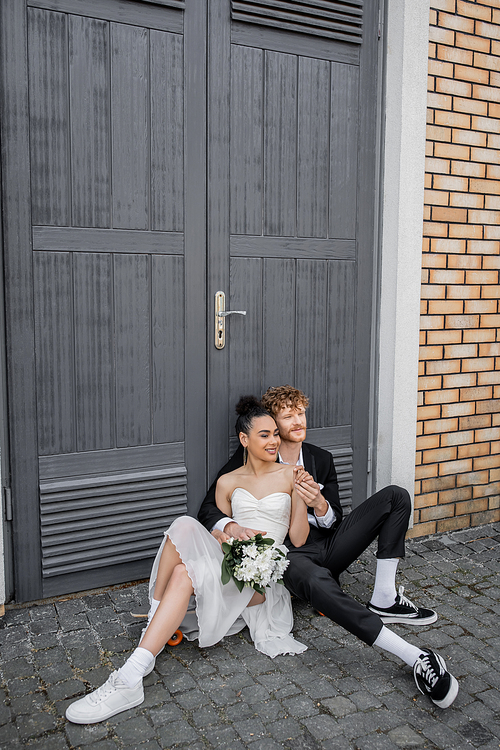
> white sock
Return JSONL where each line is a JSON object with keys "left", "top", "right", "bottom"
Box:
{"left": 149, "top": 598, "right": 161, "bottom": 622}
{"left": 373, "top": 626, "right": 422, "bottom": 667}
{"left": 117, "top": 647, "right": 154, "bottom": 688}
{"left": 370, "top": 558, "right": 399, "bottom": 608}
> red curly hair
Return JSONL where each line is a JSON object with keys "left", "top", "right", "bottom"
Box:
{"left": 261, "top": 385, "right": 309, "bottom": 418}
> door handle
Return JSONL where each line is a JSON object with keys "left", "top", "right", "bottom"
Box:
{"left": 215, "top": 291, "right": 246, "bottom": 349}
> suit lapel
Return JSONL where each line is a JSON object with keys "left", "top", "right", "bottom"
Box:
{"left": 301, "top": 443, "right": 317, "bottom": 482}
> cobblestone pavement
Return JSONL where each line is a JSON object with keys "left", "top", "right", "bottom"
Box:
{"left": 1, "top": 522, "right": 499, "bottom": 750}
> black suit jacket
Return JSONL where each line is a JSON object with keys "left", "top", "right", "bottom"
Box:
{"left": 197, "top": 442, "right": 343, "bottom": 535}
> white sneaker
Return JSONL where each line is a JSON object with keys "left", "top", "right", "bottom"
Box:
{"left": 65, "top": 671, "right": 144, "bottom": 724}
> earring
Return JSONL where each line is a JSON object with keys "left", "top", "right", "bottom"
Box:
{"left": 243, "top": 447, "right": 248, "bottom": 466}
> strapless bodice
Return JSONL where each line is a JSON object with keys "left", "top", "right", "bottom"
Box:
{"left": 230, "top": 488, "right": 291, "bottom": 545}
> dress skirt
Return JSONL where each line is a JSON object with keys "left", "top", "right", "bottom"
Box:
{"left": 148, "top": 515, "right": 307, "bottom": 658}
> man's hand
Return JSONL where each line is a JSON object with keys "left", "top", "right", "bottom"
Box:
{"left": 223, "top": 521, "right": 266, "bottom": 541}
{"left": 293, "top": 467, "right": 329, "bottom": 516}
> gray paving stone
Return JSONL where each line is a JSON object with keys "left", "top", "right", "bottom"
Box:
{"left": 156, "top": 719, "right": 199, "bottom": 745}
{"left": 203, "top": 723, "right": 241, "bottom": 747}
{"left": 15, "top": 711, "right": 58, "bottom": 740}
{"left": 64, "top": 720, "right": 110, "bottom": 747}
{"left": 283, "top": 731, "right": 323, "bottom": 750}
{"left": 7, "top": 677, "right": 41, "bottom": 697}
{"left": 142, "top": 682, "right": 170, "bottom": 708}
{"left": 113, "top": 716, "right": 157, "bottom": 743}
{"left": 387, "top": 725, "right": 426, "bottom": 747}
{"left": 38, "top": 661, "right": 74, "bottom": 685}
{"left": 24, "top": 734, "right": 69, "bottom": 749}
{"left": 190, "top": 704, "right": 220, "bottom": 727}
{"left": 174, "top": 688, "right": 210, "bottom": 710}
{"left": 458, "top": 719, "right": 495, "bottom": 746}
{"left": 318, "top": 737, "right": 353, "bottom": 750}
{"left": 320, "top": 696, "right": 356, "bottom": 718}
{"left": 253, "top": 699, "right": 285, "bottom": 722}
{"left": 0, "top": 722, "right": 20, "bottom": 747}
{"left": 100, "top": 635, "right": 133, "bottom": 653}
{"left": 240, "top": 684, "right": 271, "bottom": 704}
{"left": 0, "top": 704, "right": 10, "bottom": 727}
{"left": 122, "top": 741, "right": 162, "bottom": 750}
{"left": 247, "top": 740, "right": 284, "bottom": 749}
{"left": 76, "top": 741, "right": 119, "bottom": 750}
{"left": 302, "top": 715, "right": 343, "bottom": 741}
{"left": 29, "top": 618, "right": 59, "bottom": 636}
{"left": 78, "top": 666, "right": 112, "bottom": 689}
{"left": 225, "top": 702, "right": 255, "bottom": 721}
{"left": 356, "top": 736, "right": 400, "bottom": 750}
{"left": 60, "top": 629, "right": 96, "bottom": 650}
{"left": 281, "top": 695, "right": 320, "bottom": 719}
{"left": 348, "top": 690, "right": 383, "bottom": 710}
{"left": 31, "top": 633, "right": 59, "bottom": 650}
{"left": 46, "top": 678, "right": 85, "bottom": 702}
{"left": 234, "top": 716, "right": 268, "bottom": 741}
{"left": 302, "top": 679, "right": 338, "bottom": 701}
{"left": 67, "top": 646, "right": 102, "bottom": 670}
{"left": 148, "top": 701, "right": 184, "bottom": 726}
{"left": 2, "top": 656, "right": 34, "bottom": 679}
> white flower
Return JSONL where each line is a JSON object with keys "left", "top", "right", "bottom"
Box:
{"left": 231, "top": 542, "right": 289, "bottom": 589}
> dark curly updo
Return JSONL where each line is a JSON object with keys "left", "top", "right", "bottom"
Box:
{"left": 235, "top": 395, "right": 273, "bottom": 436}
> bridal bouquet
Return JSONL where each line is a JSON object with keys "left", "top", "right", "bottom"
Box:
{"left": 221, "top": 533, "right": 289, "bottom": 594}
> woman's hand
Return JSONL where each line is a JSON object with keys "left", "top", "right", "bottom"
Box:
{"left": 223, "top": 521, "right": 266, "bottom": 541}
{"left": 211, "top": 528, "right": 231, "bottom": 546}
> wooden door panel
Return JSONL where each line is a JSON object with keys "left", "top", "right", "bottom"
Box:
{"left": 330, "top": 62, "right": 360, "bottom": 238}
{"left": 73, "top": 252, "right": 114, "bottom": 452}
{"left": 297, "top": 57, "right": 330, "bottom": 239}
{"left": 28, "top": 7, "right": 70, "bottom": 226}
{"left": 69, "top": 14, "right": 111, "bottom": 227}
{"left": 33, "top": 252, "right": 75, "bottom": 455}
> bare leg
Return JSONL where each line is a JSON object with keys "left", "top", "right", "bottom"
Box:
{"left": 152, "top": 537, "right": 184, "bottom": 601}
{"left": 141, "top": 563, "right": 194, "bottom": 656}
{"left": 248, "top": 592, "right": 265, "bottom": 607}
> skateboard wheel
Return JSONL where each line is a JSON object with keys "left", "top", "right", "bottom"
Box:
{"left": 167, "top": 630, "right": 183, "bottom": 646}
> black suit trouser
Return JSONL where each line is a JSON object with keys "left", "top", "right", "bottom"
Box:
{"left": 283, "top": 485, "right": 411, "bottom": 646}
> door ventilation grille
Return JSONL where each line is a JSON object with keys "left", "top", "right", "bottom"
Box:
{"left": 330, "top": 445, "right": 353, "bottom": 509}
{"left": 123, "top": 0, "right": 185, "bottom": 7}
{"left": 231, "top": 1, "right": 363, "bottom": 44}
{"left": 40, "top": 466, "right": 187, "bottom": 578}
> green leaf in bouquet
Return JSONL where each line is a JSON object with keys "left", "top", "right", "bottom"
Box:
{"left": 234, "top": 577, "right": 245, "bottom": 592}
{"left": 221, "top": 558, "right": 232, "bottom": 585}
{"left": 253, "top": 534, "right": 274, "bottom": 546}
{"left": 221, "top": 542, "right": 233, "bottom": 554}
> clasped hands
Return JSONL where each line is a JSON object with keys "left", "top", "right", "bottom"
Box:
{"left": 212, "top": 467, "right": 326, "bottom": 545}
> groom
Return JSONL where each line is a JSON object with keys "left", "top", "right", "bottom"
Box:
{"left": 198, "top": 385, "right": 459, "bottom": 709}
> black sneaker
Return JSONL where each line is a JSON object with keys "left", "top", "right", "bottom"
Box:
{"left": 367, "top": 586, "right": 437, "bottom": 625}
{"left": 413, "top": 649, "right": 459, "bottom": 708}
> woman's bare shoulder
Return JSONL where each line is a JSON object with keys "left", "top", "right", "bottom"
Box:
{"left": 216, "top": 467, "right": 246, "bottom": 491}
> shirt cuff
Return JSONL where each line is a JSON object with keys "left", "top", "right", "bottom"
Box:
{"left": 212, "top": 517, "right": 233, "bottom": 534}
{"left": 314, "top": 502, "right": 335, "bottom": 528}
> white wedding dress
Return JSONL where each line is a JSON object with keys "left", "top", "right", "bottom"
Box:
{"left": 148, "top": 488, "right": 307, "bottom": 658}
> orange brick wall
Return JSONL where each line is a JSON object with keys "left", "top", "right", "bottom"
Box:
{"left": 412, "top": 0, "right": 500, "bottom": 537}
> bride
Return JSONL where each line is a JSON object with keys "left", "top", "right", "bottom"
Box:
{"left": 66, "top": 396, "right": 310, "bottom": 724}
